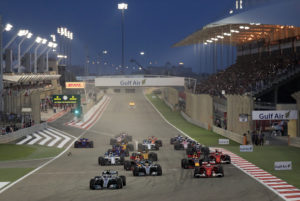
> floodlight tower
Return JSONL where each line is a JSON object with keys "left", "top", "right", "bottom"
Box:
{"left": 118, "top": 3, "right": 128, "bottom": 74}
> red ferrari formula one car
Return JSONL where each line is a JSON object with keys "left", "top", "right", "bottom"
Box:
{"left": 209, "top": 149, "right": 231, "bottom": 164}
{"left": 194, "top": 162, "right": 224, "bottom": 178}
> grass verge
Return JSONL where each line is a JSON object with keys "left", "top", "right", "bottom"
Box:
{"left": 147, "top": 94, "right": 300, "bottom": 188}
{"left": 0, "top": 168, "right": 34, "bottom": 182}
{"left": 0, "top": 144, "right": 62, "bottom": 161}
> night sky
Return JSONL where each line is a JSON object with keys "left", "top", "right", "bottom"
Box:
{"left": 1, "top": 0, "right": 242, "bottom": 74}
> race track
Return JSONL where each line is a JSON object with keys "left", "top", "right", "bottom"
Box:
{"left": 0, "top": 90, "right": 283, "bottom": 201}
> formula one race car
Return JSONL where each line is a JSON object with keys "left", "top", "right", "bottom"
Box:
{"left": 147, "top": 136, "right": 163, "bottom": 147}
{"left": 124, "top": 151, "right": 158, "bottom": 170}
{"left": 74, "top": 138, "right": 94, "bottom": 148}
{"left": 110, "top": 132, "right": 133, "bottom": 145}
{"left": 138, "top": 139, "right": 160, "bottom": 151}
{"left": 170, "top": 135, "right": 184, "bottom": 144}
{"left": 98, "top": 152, "right": 125, "bottom": 166}
{"left": 181, "top": 154, "right": 202, "bottom": 169}
{"left": 129, "top": 101, "right": 136, "bottom": 109}
{"left": 194, "top": 162, "right": 224, "bottom": 178}
{"left": 186, "top": 145, "right": 210, "bottom": 157}
{"left": 209, "top": 149, "right": 231, "bottom": 164}
{"left": 173, "top": 139, "right": 195, "bottom": 150}
{"left": 90, "top": 170, "right": 126, "bottom": 190}
{"left": 107, "top": 145, "right": 129, "bottom": 157}
{"left": 133, "top": 160, "right": 162, "bottom": 176}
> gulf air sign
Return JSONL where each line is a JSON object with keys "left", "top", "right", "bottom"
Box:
{"left": 252, "top": 110, "right": 298, "bottom": 120}
{"left": 95, "top": 77, "right": 184, "bottom": 87}
{"left": 65, "top": 82, "right": 85, "bottom": 89}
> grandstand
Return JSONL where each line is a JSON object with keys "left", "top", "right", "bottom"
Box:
{"left": 173, "top": 0, "right": 300, "bottom": 142}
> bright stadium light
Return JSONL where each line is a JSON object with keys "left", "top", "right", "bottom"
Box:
{"left": 204, "top": 42, "right": 208, "bottom": 45}
{"left": 17, "top": 29, "right": 29, "bottom": 37}
{"left": 244, "top": 26, "right": 250, "bottom": 30}
{"left": 239, "top": 26, "right": 245, "bottom": 29}
{"left": 48, "top": 42, "right": 54, "bottom": 47}
{"left": 42, "top": 38, "right": 47, "bottom": 44}
{"left": 35, "top": 36, "right": 42, "bottom": 43}
{"left": 140, "top": 51, "right": 145, "bottom": 55}
{"left": 118, "top": 3, "right": 128, "bottom": 10}
{"left": 4, "top": 23, "right": 13, "bottom": 31}
{"left": 26, "top": 32, "right": 33, "bottom": 39}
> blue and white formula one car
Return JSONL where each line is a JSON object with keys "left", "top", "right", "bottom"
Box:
{"left": 98, "top": 152, "right": 125, "bottom": 166}
{"left": 90, "top": 170, "right": 126, "bottom": 190}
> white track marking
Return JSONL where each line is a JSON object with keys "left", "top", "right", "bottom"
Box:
{"left": 38, "top": 131, "right": 52, "bottom": 145}
{"left": 46, "top": 128, "right": 70, "bottom": 148}
{"left": 42, "top": 130, "right": 61, "bottom": 147}
{"left": 27, "top": 133, "right": 42, "bottom": 145}
{"left": 47, "top": 127, "right": 76, "bottom": 139}
{"left": 0, "top": 182, "right": 9, "bottom": 189}
{"left": 16, "top": 135, "right": 33, "bottom": 145}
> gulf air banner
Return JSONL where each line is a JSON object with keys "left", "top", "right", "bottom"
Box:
{"left": 252, "top": 110, "right": 298, "bottom": 120}
{"left": 65, "top": 82, "right": 85, "bottom": 89}
{"left": 95, "top": 77, "right": 184, "bottom": 87}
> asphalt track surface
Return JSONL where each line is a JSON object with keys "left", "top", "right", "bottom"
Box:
{"left": 0, "top": 90, "right": 283, "bottom": 201}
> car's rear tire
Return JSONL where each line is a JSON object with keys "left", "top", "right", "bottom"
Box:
{"left": 98, "top": 157, "right": 105, "bottom": 166}
{"left": 74, "top": 141, "right": 78, "bottom": 148}
{"left": 116, "top": 178, "right": 123, "bottom": 189}
{"left": 133, "top": 167, "right": 139, "bottom": 176}
{"left": 120, "top": 175, "right": 126, "bottom": 186}
{"left": 90, "top": 179, "right": 95, "bottom": 190}
{"left": 181, "top": 159, "right": 188, "bottom": 169}
{"left": 124, "top": 160, "right": 131, "bottom": 170}
{"left": 149, "top": 152, "right": 157, "bottom": 161}
{"left": 157, "top": 166, "right": 162, "bottom": 176}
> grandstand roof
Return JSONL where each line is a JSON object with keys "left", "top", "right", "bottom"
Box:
{"left": 173, "top": 0, "right": 300, "bottom": 47}
{"left": 3, "top": 73, "right": 61, "bottom": 83}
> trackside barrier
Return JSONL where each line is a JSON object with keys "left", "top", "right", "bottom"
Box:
{"left": 180, "top": 111, "right": 243, "bottom": 144}
{"left": 290, "top": 137, "right": 300, "bottom": 148}
{"left": 0, "top": 123, "right": 47, "bottom": 144}
{"left": 180, "top": 111, "right": 209, "bottom": 130}
{"left": 163, "top": 98, "right": 174, "bottom": 111}
{"left": 212, "top": 126, "right": 243, "bottom": 144}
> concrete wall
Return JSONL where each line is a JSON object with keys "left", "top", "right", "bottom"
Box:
{"left": 163, "top": 87, "right": 179, "bottom": 108}
{"left": 181, "top": 111, "right": 208, "bottom": 130}
{"left": 185, "top": 92, "right": 213, "bottom": 129}
{"left": 226, "top": 95, "right": 254, "bottom": 135}
{"left": 212, "top": 126, "right": 243, "bottom": 144}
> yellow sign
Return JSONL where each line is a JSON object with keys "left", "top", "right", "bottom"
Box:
{"left": 69, "top": 96, "right": 77, "bottom": 101}
{"left": 54, "top": 96, "right": 62, "bottom": 101}
{"left": 65, "top": 82, "right": 85, "bottom": 89}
